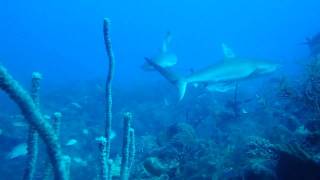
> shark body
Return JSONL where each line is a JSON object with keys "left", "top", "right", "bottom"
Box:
{"left": 185, "top": 58, "right": 277, "bottom": 83}
{"left": 146, "top": 44, "right": 279, "bottom": 100}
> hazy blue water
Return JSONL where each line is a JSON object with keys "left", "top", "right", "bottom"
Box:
{"left": 1, "top": 1, "right": 320, "bottom": 179}
{"left": 1, "top": 0, "right": 319, "bottom": 85}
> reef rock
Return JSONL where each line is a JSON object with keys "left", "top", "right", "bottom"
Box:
{"left": 243, "top": 162, "right": 277, "bottom": 180}
{"left": 275, "top": 144, "right": 320, "bottom": 180}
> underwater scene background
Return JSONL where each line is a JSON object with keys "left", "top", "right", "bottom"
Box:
{"left": 1, "top": 0, "right": 320, "bottom": 179}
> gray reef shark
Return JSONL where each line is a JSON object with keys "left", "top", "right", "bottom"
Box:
{"left": 146, "top": 44, "right": 279, "bottom": 100}
{"left": 142, "top": 32, "right": 178, "bottom": 70}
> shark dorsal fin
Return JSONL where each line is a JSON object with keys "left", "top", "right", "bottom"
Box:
{"left": 161, "top": 32, "right": 172, "bottom": 53}
{"left": 221, "top": 43, "right": 236, "bottom": 59}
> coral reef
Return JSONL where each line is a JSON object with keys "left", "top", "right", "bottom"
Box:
{"left": 2, "top": 18, "right": 320, "bottom": 180}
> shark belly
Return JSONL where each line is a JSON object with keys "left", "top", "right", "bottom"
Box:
{"left": 185, "top": 64, "right": 256, "bottom": 84}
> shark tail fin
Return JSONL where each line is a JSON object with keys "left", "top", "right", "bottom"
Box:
{"left": 145, "top": 57, "right": 187, "bottom": 100}
{"left": 176, "top": 80, "right": 187, "bottom": 101}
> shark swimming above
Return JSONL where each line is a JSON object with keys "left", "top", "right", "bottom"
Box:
{"left": 146, "top": 44, "right": 279, "bottom": 100}
{"left": 142, "top": 32, "right": 178, "bottom": 70}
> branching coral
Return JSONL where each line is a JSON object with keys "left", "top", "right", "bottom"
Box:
{"left": 128, "top": 128, "right": 136, "bottom": 172}
{"left": 120, "top": 113, "right": 136, "bottom": 180}
{"left": 120, "top": 112, "right": 132, "bottom": 180}
{"left": 100, "top": 17, "right": 115, "bottom": 180}
{"left": 23, "top": 72, "right": 42, "bottom": 180}
{"left": 0, "top": 65, "right": 67, "bottom": 180}
{"left": 97, "top": 136, "right": 108, "bottom": 180}
{"left": 100, "top": 18, "right": 136, "bottom": 180}
{"left": 43, "top": 112, "right": 63, "bottom": 180}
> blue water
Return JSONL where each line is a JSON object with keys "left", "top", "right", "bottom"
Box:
{"left": 1, "top": 0, "right": 320, "bottom": 179}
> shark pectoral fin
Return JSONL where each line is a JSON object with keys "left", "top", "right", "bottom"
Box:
{"left": 206, "top": 82, "right": 236, "bottom": 92}
{"left": 221, "top": 43, "right": 236, "bottom": 59}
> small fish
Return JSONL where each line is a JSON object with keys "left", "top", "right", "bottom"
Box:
{"left": 82, "top": 129, "right": 89, "bottom": 135}
{"left": 10, "top": 115, "right": 24, "bottom": 120}
{"left": 110, "top": 130, "right": 116, "bottom": 140}
{"left": 43, "top": 115, "right": 51, "bottom": 121}
{"left": 7, "top": 143, "right": 27, "bottom": 159}
{"left": 163, "top": 98, "right": 169, "bottom": 106}
{"left": 70, "top": 102, "right": 82, "bottom": 110}
{"left": 295, "top": 126, "right": 310, "bottom": 136}
{"left": 95, "top": 136, "right": 107, "bottom": 143}
{"left": 95, "top": 130, "right": 116, "bottom": 142}
{"left": 65, "top": 139, "right": 78, "bottom": 146}
{"left": 0, "top": 128, "right": 3, "bottom": 135}
{"left": 73, "top": 157, "right": 88, "bottom": 166}
{"left": 241, "top": 108, "right": 248, "bottom": 114}
{"left": 12, "top": 121, "right": 27, "bottom": 127}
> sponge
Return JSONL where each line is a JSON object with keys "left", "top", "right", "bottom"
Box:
{"left": 0, "top": 65, "right": 67, "bottom": 180}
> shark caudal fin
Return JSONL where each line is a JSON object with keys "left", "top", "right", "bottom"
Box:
{"left": 145, "top": 58, "right": 187, "bottom": 100}
{"left": 176, "top": 80, "right": 187, "bottom": 101}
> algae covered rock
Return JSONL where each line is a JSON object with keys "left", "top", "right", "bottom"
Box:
{"left": 245, "top": 136, "right": 276, "bottom": 160}
{"left": 156, "top": 122, "right": 196, "bottom": 149}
